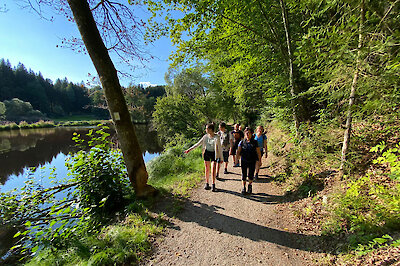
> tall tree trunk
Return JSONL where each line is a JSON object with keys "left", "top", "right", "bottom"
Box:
{"left": 279, "top": 0, "right": 300, "bottom": 135}
{"left": 67, "top": 0, "right": 155, "bottom": 197}
{"left": 339, "top": 0, "right": 365, "bottom": 176}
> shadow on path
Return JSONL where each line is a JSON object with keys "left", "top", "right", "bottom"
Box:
{"left": 217, "top": 188, "right": 285, "bottom": 205}
{"left": 162, "top": 195, "right": 328, "bottom": 254}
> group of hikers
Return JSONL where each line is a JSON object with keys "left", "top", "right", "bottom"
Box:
{"left": 184, "top": 122, "right": 268, "bottom": 194}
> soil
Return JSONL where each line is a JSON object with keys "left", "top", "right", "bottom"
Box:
{"left": 142, "top": 153, "right": 328, "bottom": 265}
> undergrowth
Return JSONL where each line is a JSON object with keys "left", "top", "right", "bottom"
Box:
{"left": 267, "top": 118, "right": 400, "bottom": 260}
{"left": 147, "top": 136, "right": 204, "bottom": 197}
{"left": 1, "top": 131, "right": 203, "bottom": 265}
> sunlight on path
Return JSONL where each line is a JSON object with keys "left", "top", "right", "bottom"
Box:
{"left": 143, "top": 155, "right": 322, "bottom": 265}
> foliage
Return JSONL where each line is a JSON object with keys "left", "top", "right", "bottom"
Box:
{"left": 25, "top": 212, "right": 164, "bottom": 266}
{"left": 2, "top": 98, "right": 45, "bottom": 122}
{"left": 68, "top": 126, "right": 131, "bottom": 220}
{"left": 323, "top": 142, "right": 400, "bottom": 248}
{"left": 0, "top": 101, "right": 5, "bottom": 119}
{"left": 355, "top": 234, "right": 398, "bottom": 256}
{"left": 153, "top": 66, "right": 236, "bottom": 141}
{"left": 123, "top": 84, "right": 166, "bottom": 122}
{"left": 0, "top": 59, "right": 91, "bottom": 118}
{"left": 0, "top": 125, "right": 133, "bottom": 260}
{"left": 371, "top": 142, "right": 400, "bottom": 181}
{"left": 152, "top": 94, "right": 207, "bottom": 141}
{"left": 147, "top": 136, "right": 204, "bottom": 196}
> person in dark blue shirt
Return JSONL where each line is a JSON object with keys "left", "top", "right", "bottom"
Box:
{"left": 237, "top": 127, "right": 261, "bottom": 194}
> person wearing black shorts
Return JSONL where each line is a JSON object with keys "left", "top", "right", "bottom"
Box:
{"left": 237, "top": 127, "right": 261, "bottom": 195}
{"left": 185, "top": 123, "right": 223, "bottom": 192}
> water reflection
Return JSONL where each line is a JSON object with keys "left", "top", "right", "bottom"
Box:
{"left": 0, "top": 124, "right": 162, "bottom": 185}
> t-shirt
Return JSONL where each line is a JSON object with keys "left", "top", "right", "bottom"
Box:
{"left": 231, "top": 130, "right": 244, "bottom": 142}
{"left": 205, "top": 135, "right": 216, "bottom": 152}
{"left": 254, "top": 134, "right": 267, "bottom": 149}
{"left": 218, "top": 130, "right": 231, "bottom": 151}
{"left": 239, "top": 138, "right": 259, "bottom": 162}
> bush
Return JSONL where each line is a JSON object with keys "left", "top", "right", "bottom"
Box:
{"left": 323, "top": 142, "right": 400, "bottom": 248}
{"left": 147, "top": 135, "right": 204, "bottom": 195}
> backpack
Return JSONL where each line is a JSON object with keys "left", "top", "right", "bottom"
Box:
{"left": 220, "top": 131, "right": 230, "bottom": 147}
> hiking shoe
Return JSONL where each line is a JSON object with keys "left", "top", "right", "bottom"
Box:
{"left": 241, "top": 187, "right": 246, "bottom": 195}
{"left": 254, "top": 173, "right": 259, "bottom": 180}
{"left": 216, "top": 173, "right": 219, "bottom": 178}
{"left": 224, "top": 168, "right": 228, "bottom": 174}
{"left": 212, "top": 184, "right": 217, "bottom": 192}
{"left": 204, "top": 183, "right": 211, "bottom": 190}
{"left": 248, "top": 184, "right": 252, "bottom": 194}
{"left": 233, "top": 163, "right": 240, "bottom": 167}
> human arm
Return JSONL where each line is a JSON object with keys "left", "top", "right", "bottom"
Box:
{"left": 263, "top": 136, "right": 268, "bottom": 158}
{"left": 184, "top": 135, "right": 204, "bottom": 153}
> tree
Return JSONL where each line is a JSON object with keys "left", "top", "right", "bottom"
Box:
{"left": 146, "top": 0, "right": 310, "bottom": 130}
{"left": 65, "top": 0, "right": 155, "bottom": 197}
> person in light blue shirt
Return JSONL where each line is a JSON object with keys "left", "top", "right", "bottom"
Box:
{"left": 254, "top": 126, "right": 268, "bottom": 179}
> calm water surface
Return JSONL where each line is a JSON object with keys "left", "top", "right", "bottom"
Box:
{"left": 0, "top": 125, "right": 163, "bottom": 192}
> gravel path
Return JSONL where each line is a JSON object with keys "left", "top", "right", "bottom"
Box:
{"left": 143, "top": 155, "right": 324, "bottom": 265}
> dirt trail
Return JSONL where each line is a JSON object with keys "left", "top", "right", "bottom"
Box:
{"left": 143, "top": 155, "right": 324, "bottom": 265}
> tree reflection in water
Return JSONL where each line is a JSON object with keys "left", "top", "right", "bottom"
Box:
{"left": 0, "top": 124, "right": 162, "bottom": 186}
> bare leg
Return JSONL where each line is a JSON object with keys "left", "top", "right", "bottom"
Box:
{"left": 211, "top": 161, "right": 217, "bottom": 184}
{"left": 204, "top": 161, "right": 211, "bottom": 184}
{"left": 216, "top": 161, "right": 222, "bottom": 176}
{"left": 255, "top": 161, "right": 261, "bottom": 174}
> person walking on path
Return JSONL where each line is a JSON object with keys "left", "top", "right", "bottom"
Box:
{"left": 230, "top": 123, "right": 244, "bottom": 167}
{"left": 185, "top": 123, "right": 223, "bottom": 192}
{"left": 254, "top": 126, "right": 268, "bottom": 180}
{"left": 216, "top": 122, "right": 232, "bottom": 179}
{"left": 237, "top": 127, "right": 261, "bottom": 195}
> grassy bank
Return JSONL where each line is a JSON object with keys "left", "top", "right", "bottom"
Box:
{"left": 0, "top": 119, "right": 113, "bottom": 131}
{"left": 16, "top": 138, "right": 204, "bottom": 266}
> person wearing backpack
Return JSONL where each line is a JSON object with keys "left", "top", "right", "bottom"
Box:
{"left": 216, "top": 122, "right": 232, "bottom": 178}
{"left": 254, "top": 126, "right": 268, "bottom": 179}
{"left": 237, "top": 127, "right": 261, "bottom": 194}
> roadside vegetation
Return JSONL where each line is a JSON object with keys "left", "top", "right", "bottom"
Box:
{"left": 0, "top": 125, "right": 204, "bottom": 265}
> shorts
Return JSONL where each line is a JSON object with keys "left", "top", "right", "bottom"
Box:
{"left": 260, "top": 148, "right": 264, "bottom": 157}
{"left": 218, "top": 151, "right": 229, "bottom": 163}
{"left": 203, "top": 150, "right": 216, "bottom": 162}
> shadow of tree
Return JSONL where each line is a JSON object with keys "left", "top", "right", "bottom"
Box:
{"left": 151, "top": 192, "right": 330, "bottom": 254}
{"left": 174, "top": 198, "right": 326, "bottom": 252}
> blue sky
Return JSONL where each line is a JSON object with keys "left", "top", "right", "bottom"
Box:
{"left": 0, "top": 1, "right": 174, "bottom": 87}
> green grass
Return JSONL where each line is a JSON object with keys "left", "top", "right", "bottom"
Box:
{"left": 26, "top": 212, "right": 164, "bottom": 266}
{"left": 0, "top": 119, "right": 112, "bottom": 131}
{"left": 22, "top": 138, "right": 204, "bottom": 266}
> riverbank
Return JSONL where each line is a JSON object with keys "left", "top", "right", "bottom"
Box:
{"left": 0, "top": 119, "right": 112, "bottom": 131}
{"left": 0, "top": 136, "right": 202, "bottom": 265}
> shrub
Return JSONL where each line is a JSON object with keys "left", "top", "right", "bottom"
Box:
{"left": 323, "top": 142, "right": 400, "bottom": 248}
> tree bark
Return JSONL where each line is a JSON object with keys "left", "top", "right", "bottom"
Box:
{"left": 67, "top": 0, "right": 155, "bottom": 197}
{"left": 279, "top": 0, "right": 300, "bottom": 135}
{"left": 339, "top": 0, "right": 365, "bottom": 176}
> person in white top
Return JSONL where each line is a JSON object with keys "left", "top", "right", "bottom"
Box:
{"left": 184, "top": 123, "right": 223, "bottom": 192}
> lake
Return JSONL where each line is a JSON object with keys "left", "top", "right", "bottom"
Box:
{"left": 0, "top": 124, "right": 163, "bottom": 260}
{"left": 0, "top": 124, "right": 163, "bottom": 192}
